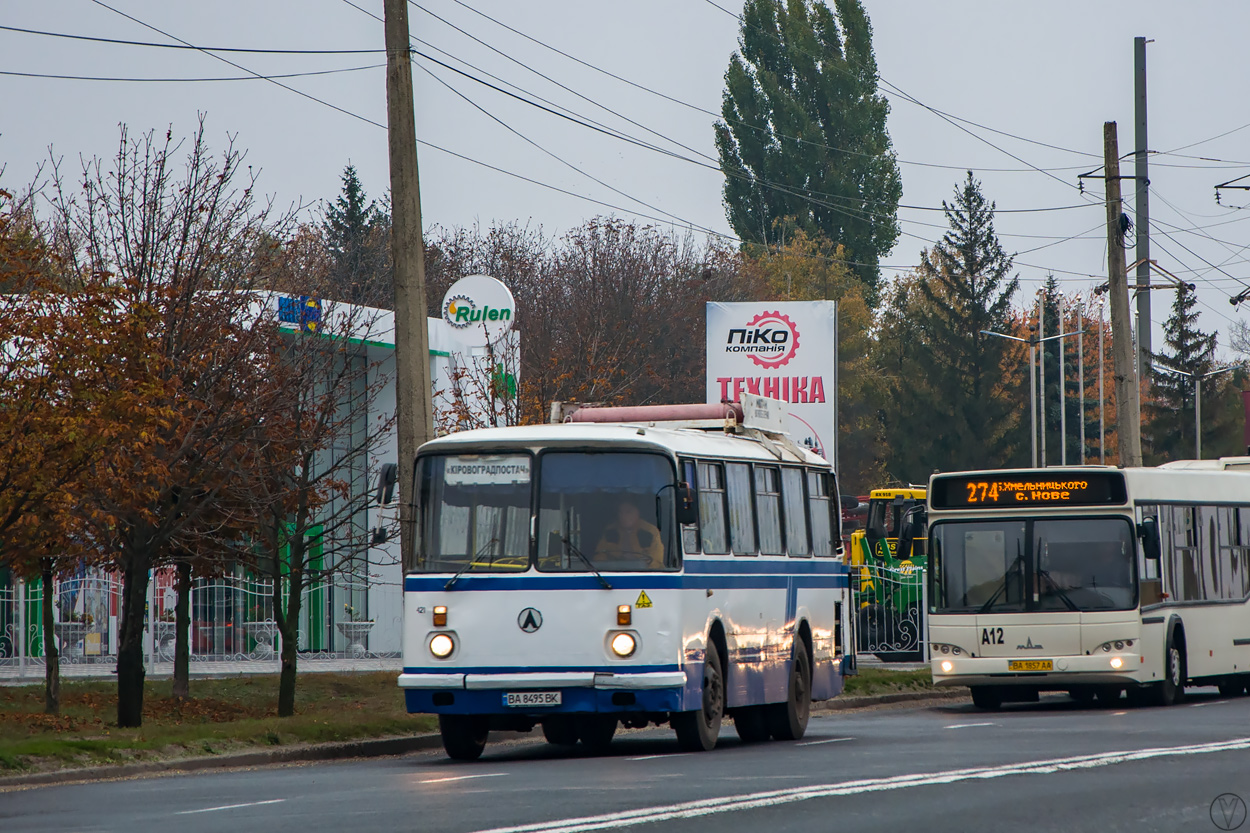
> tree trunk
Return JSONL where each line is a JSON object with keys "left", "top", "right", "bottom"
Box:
{"left": 116, "top": 555, "right": 151, "bottom": 727}
{"left": 277, "top": 570, "right": 302, "bottom": 717}
{"left": 172, "top": 560, "right": 192, "bottom": 700}
{"left": 40, "top": 560, "right": 59, "bottom": 715}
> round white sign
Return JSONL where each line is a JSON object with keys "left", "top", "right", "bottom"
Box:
{"left": 440, "top": 274, "right": 516, "bottom": 346}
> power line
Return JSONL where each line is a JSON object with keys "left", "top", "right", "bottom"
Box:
{"left": 0, "top": 22, "right": 385, "bottom": 54}
{"left": 699, "top": 0, "right": 1100, "bottom": 168}
{"left": 0, "top": 64, "right": 383, "bottom": 82}
{"left": 447, "top": 0, "right": 1094, "bottom": 176}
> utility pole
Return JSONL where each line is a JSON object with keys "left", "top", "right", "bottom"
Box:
{"left": 1105, "top": 122, "right": 1143, "bottom": 466}
{"left": 1078, "top": 297, "right": 1086, "bottom": 465}
{"left": 384, "top": 0, "right": 434, "bottom": 567}
{"left": 1039, "top": 292, "right": 1047, "bottom": 466}
{"left": 1135, "top": 36, "right": 1152, "bottom": 382}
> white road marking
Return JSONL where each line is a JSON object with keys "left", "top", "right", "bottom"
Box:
{"left": 421, "top": 773, "right": 508, "bottom": 784}
{"left": 944, "top": 722, "right": 994, "bottom": 729}
{"left": 626, "top": 753, "right": 691, "bottom": 761}
{"left": 1113, "top": 711, "right": 1128, "bottom": 716}
{"left": 176, "top": 799, "right": 286, "bottom": 815}
{"left": 471, "top": 737, "right": 1250, "bottom": 833}
{"left": 796, "top": 737, "right": 853, "bottom": 746}
{"left": 1189, "top": 702, "right": 1213, "bottom": 708}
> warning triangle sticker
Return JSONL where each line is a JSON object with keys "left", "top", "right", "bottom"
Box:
{"left": 635, "top": 590, "right": 653, "bottom": 608}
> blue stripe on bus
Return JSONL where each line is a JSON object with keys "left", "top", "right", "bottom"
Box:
{"left": 402, "top": 663, "right": 681, "bottom": 675}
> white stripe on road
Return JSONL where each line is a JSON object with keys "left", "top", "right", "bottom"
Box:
{"left": 796, "top": 738, "right": 853, "bottom": 746}
{"left": 421, "top": 773, "right": 509, "bottom": 784}
{"left": 944, "top": 722, "right": 995, "bottom": 729}
{"left": 472, "top": 737, "right": 1250, "bottom": 833}
{"left": 176, "top": 799, "right": 286, "bottom": 815}
{"left": 626, "top": 753, "right": 691, "bottom": 761}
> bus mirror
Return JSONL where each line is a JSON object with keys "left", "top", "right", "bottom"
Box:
{"left": 676, "top": 482, "right": 698, "bottom": 526}
{"left": 1139, "top": 516, "right": 1161, "bottom": 560}
{"left": 896, "top": 508, "right": 926, "bottom": 562}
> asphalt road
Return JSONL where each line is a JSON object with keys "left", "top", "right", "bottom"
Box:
{"left": 4, "top": 688, "right": 1250, "bottom": 833}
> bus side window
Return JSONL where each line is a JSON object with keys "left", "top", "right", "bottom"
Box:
{"left": 681, "top": 459, "right": 701, "bottom": 555}
{"left": 782, "top": 467, "right": 810, "bottom": 557}
{"left": 697, "top": 461, "right": 729, "bottom": 555}
{"left": 755, "top": 466, "right": 785, "bottom": 555}
{"left": 726, "top": 462, "right": 757, "bottom": 556}
{"left": 808, "top": 471, "right": 835, "bottom": 557}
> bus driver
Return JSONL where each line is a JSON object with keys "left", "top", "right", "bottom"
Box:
{"left": 595, "top": 501, "right": 665, "bottom": 569}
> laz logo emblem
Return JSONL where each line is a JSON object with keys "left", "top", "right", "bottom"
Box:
{"left": 981, "top": 627, "right": 1004, "bottom": 645}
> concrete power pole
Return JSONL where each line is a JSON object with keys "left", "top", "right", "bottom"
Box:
{"left": 1135, "top": 36, "right": 1152, "bottom": 381}
{"left": 384, "top": 0, "right": 434, "bottom": 566}
{"left": 1104, "top": 122, "right": 1143, "bottom": 466}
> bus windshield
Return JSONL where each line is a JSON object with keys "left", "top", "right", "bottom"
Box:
{"left": 536, "top": 451, "right": 679, "bottom": 572}
{"left": 930, "top": 517, "right": 1137, "bottom": 613}
{"left": 414, "top": 454, "right": 533, "bottom": 573}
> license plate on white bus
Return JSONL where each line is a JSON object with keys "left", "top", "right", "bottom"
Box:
{"left": 1008, "top": 660, "right": 1053, "bottom": 672}
{"left": 504, "top": 691, "right": 562, "bottom": 707}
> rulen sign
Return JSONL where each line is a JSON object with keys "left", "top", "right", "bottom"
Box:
{"left": 440, "top": 274, "right": 516, "bottom": 347}
{"left": 706, "top": 301, "right": 838, "bottom": 463}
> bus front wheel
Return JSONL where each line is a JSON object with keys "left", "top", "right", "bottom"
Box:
{"left": 439, "top": 714, "right": 489, "bottom": 761}
{"left": 673, "top": 640, "right": 725, "bottom": 751}
{"left": 542, "top": 716, "right": 579, "bottom": 747}
{"left": 1149, "top": 637, "right": 1186, "bottom": 707}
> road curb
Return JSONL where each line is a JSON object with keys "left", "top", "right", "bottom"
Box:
{"left": 0, "top": 689, "right": 967, "bottom": 789}
{"left": 0, "top": 733, "right": 444, "bottom": 790}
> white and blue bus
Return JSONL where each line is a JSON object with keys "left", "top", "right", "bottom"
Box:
{"left": 399, "top": 401, "right": 854, "bottom": 760}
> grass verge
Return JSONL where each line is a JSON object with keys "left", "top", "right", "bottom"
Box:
{"left": 843, "top": 667, "right": 939, "bottom": 697}
{"left": 0, "top": 672, "right": 435, "bottom": 775}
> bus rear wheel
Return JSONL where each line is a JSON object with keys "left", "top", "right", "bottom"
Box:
{"left": 439, "top": 714, "right": 489, "bottom": 761}
{"left": 733, "top": 706, "right": 770, "bottom": 743}
{"left": 970, "top": 686, "right": 1002, "bottom": 711}
{"left": 673, "top": 640, "right": 724, "bottom": 752}
{"left": 767, "top": 643, "right": 812, "bottom": 741}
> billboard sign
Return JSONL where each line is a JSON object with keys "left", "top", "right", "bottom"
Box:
{"left": 706, "top": 301, "right": 837, "bottom": 463}
{"left": 441, "top": 274, "right": 516, "bottom": 346}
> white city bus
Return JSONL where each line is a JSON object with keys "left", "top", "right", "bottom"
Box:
{"left": 399, "top": 400, "right": 853, "bottom": 759}
{"left": 926, "top": 463, "right": 1250, "bottom": 709}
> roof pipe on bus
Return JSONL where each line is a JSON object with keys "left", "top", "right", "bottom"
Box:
{"left": 566, "top": 402, "right": 744, "bottom": 424}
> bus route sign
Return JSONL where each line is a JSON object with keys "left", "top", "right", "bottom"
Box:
{"left": 930, "top": 471, "right": 1128, "bottom": 510}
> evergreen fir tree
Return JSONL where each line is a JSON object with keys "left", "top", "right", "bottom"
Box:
{"left": 1146, "top": 284, "right": 1236, "bottom": 462}
{"left": 322, "top": 164, "right": 391, "bottom": 308}
{"left": 883, "top": 172, "right": 1020, "bottom": 479}
{"left": 714, "top": 0, "right": 901, "bottom": 298}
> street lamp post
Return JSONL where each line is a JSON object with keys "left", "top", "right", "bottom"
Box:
{"left": 982, "top": 326, "right": 1086, "bottom": 470}
{"left": 1154, "top": 362, "right": 1237, "bottom": 459}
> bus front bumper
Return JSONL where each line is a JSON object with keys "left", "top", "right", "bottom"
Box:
{"left": 931, "top": 653, "right": 1143, "bottom": 688}
{"left": 399, "top": 670, "right": 689, "bottom": 715}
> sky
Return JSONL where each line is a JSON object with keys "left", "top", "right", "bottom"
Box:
{"left": 3, "top": 1, "right": 1250, "bottom": 358}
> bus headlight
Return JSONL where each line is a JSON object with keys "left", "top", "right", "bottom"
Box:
{"left": 940, "top": 660, "right": 954, "bottom": 673}
{"left": 429, "top": 633, "right": 455, "bottom": 659}
{"left": 610, "top": 632, "right": 637, "bottom": 658}
{"left": 1110, "top": 657, "right": 1124, "bottom": 669}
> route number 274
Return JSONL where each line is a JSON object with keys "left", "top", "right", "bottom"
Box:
{"left": 981, "top": 627, "right": 1004, "bottom": 645}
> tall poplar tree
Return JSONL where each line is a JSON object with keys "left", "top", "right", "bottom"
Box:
{"left": 882, "top": 172, "right": 1020, "bottom": 480}
{"left": 715, "top": 0, "right": 901, "bottom": 297}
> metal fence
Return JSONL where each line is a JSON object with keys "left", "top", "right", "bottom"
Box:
{"left": 0, "top": 569, "right": 396, "bottom": 679}
{"left": 853, "top": 563, "right": 929, "bottom": 663}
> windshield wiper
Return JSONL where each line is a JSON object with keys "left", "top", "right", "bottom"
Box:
{"left": 560, "top": 534, "right": 613, "bottom": 590}
{"left": 444, "top": 536, "right": 501, "bottom": 591}
{"left": 1038, "top": 569, "right": 1080, "bottom": 611}
{"left": 979, "top": 542, "right": 1027, "bottom": 613}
